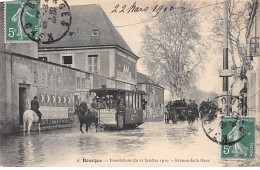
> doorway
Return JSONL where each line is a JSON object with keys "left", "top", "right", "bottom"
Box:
{"left": 19, "top": 87, "right": 27, "bottom": 125}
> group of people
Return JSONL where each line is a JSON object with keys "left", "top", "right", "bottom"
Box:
{"left": 166, "top": 99, "right": 198, "bottom": 112}
{"left": 165, "top": 99, "right": 200, "bottom": 121}
{"left": 91, "top": 95, "right": 123, "bottom": 110}
{"left": 199, "top": 100, "right": 218, "bottom": 117}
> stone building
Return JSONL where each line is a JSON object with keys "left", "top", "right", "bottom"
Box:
{"left": 137, "top": 72, "right": 164, "bottom": 120}
{"left": 245, "top": 0, "right": 260, "bottom": 127}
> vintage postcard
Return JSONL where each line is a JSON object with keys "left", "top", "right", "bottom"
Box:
{"left": 0, "top": 0, "right": 259, "bottom": 167}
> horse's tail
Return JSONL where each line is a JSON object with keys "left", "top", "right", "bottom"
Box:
{"left": 23, "top": 110, "right": 28, "bottom": 123}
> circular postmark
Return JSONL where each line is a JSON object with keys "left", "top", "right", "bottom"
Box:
{"left": 201, "top": 95, "right": 249, "bottom": 146}
{"left": 20, "top": 0, "right": 72, "bottom": 44}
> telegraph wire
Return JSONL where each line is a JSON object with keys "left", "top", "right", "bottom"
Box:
{"left": 114, "top": 1, "right": 228, "bottom": 27}
{"left": 70, "top": 1, "right": 228, "bottom": 48}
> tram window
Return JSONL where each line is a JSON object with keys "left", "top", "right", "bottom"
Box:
{"left": 133, "top": 93, "right": 136, "bottom": 110}
{"left": 140, "top": 95, "right": 143, "bottom": 109}
{"left": 137, "top": 94, "right": 139, "bottom": 109}
{"left": 136, "top": 94, "right": 140, "bottom": 110}
{"left": 134, "top": 93, "right": 137, "bottom": 109}
{"left": 125, "top": 93, "right": 129, "bottom": 109}
{"left": 136, "top": 93, "right": 138, "bottom": 109}
{"left": 108, "top": 94, "right": 116, "bottom": 109}
{"left": 132, "top": 93, "right": 134, "bottom": 109}
{"left": 129, "top": 93, "right": 132, "bottom": 109}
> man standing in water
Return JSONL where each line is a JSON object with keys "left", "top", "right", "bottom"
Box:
{"left": 117, "top": 100, "right": 126, "bottom": 128}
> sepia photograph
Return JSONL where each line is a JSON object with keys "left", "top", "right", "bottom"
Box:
{"left": 0, "top": 0, "right": 259, "bottom": 167}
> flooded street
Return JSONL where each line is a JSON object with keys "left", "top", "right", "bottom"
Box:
{"left": 0, "top": 120, "right": 259, "bottom": 167}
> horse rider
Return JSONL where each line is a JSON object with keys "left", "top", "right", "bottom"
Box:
{"left": 30, "top": 96, "right": 42, "bottom": 123}
{"left": 192, "top": 100, "right": 199, "bottom": 109}
{"left": 187, "top": 100, "right": 192, "bottom": 109}
{"left": 192, "top": 100, "right": 199, "bottom": 119}
{"left": 182, "top": 99, "right": 187, "bottom": 108}
{"left": 187, "top": 100, "right": 194, "bottom": 114}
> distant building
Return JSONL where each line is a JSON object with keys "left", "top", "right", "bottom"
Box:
{"left": 137, "top": 72, "right": 164, "bottom": 120}
{"left": 245, "top": 0, "right": 260, "bottom": 127}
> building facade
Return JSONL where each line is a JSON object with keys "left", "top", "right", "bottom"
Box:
{"left": 38, "top": 5, "right": 138, "bottom": 92}
{"left": 0, "top": 4, "right": 141, "bottom": 134}
{"left": 137, "top": 72, "right": 164, "bottom": 120}
{"left": 246, "top": 0, "right": 260, "bottom": 127}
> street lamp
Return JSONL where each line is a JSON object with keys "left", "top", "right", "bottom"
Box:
{"left": 249, "top": 36, "right": 259, "bottom": 60}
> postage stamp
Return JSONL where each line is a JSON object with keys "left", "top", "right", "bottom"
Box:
{"left": 5, "top": 0, "right": 39, "bottom": 43}
{"left": 220, "top": 116, "right": 255, "bottom": 160}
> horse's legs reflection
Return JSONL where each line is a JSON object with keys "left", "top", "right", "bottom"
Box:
{"left": 38, "top": 123, "right": 41, "bottom": 134}
{"left": 28, "top": 122, "right": 32, "bottom": 136}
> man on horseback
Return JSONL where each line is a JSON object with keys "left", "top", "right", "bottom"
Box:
{"left": 30, "top": 96, "right": 42, "bottom": 123}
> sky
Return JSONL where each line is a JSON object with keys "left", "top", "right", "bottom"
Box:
{"left": 65, "top": 0, "right": 237, "bottom": 99}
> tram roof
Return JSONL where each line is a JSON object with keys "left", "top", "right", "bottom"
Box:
{"left": 89, "top": 88, "right": 146, "bottom": 94}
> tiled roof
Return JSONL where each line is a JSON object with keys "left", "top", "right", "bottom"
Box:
{"left": 39, "top": 4, "right": 134, "bottom": 55}
{"left": 137, "top": 72, "right": 163, "bottom": 88}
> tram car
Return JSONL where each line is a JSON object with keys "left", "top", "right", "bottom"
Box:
{"left": 89, "top": 88, "right": 146, "bottom": 129}
{"left": 199, "top": 101, "right": 218, "bottom": 120}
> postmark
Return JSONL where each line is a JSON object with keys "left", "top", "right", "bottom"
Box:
{"left": 220, "top": 116, "right": 255, "bottom": 159}
{"left": 201, "top": 94, "right": 248, "bottom": 146}
{"left": 31, "top": 0, "right": 72, "bottom": 44}
{"left": 5, "top": 0, "right": 39, "bottom": 43}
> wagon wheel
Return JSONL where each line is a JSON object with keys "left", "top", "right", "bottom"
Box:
{"left": 171, "top": 110, "right": 176, "bottom": 123}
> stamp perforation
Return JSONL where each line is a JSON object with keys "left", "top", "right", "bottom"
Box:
{"left": 4, "top": 0, "right": 38, "bottom": 43}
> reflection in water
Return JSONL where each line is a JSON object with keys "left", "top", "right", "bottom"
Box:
{"left": 78, "top": 136, "right": 102, "bottom": 155}
{"left": 17, "top": 136, "right": 45, "bottom": 167}
{"left": 167, "top": 126, "right": 198, "bottom": 145}
{"left": 18, "top": 141, "right": 25, "bottom": 166}
{"left": 0, "top": 121, "right": 259, "bottom": 167}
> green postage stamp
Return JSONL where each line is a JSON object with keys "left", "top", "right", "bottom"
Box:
{"left": 220, "top": 116, "right": 255, "bottom": 160}
{"left": 5, "top": 0, "right": 39, "bottom": 43}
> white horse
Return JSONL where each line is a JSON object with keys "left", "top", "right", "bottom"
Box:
{"left": 23, "top": 101, "right": 41, "bottom": 135}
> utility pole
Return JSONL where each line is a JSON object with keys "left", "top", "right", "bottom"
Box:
{"left": 219, "top": 0, "right": 232, "bottom": 115}
{"left": 223, "top": 0, "right": 230, "bottom": 115}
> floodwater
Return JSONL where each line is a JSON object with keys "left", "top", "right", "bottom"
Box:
{"left": 0, "top": 120, "right": 259, "bottom": 167}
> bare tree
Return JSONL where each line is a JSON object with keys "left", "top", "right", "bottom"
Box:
{"left": 210, "top": 0, "right": 250, "bottom": 79}
{"left": 140, "top": 0, "right": 206, "bottom": 99}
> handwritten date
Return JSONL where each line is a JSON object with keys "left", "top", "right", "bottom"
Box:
{"left": 111, "top": 2, "right": 185, "bottom": 17}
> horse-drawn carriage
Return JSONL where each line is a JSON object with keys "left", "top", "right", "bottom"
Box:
{"left": 165, "top": 100, "right": 181, "bottom": 123}
{"left": 199, "top": 101, "right": 218, "bottom": 121}
{"left": 75, "top": 88, "right": 146, "bottom": 132}
{"left": 165, "top": 100, "right": 198, "bottom": 124}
